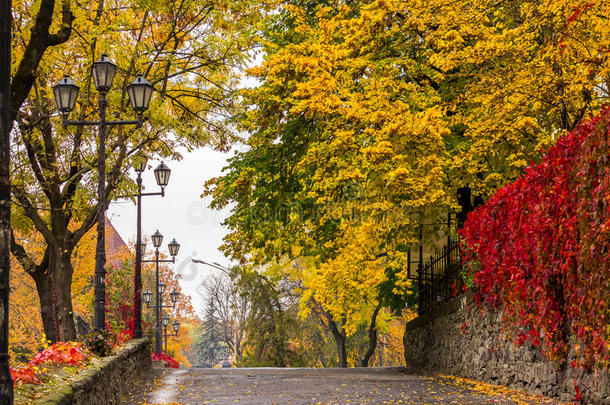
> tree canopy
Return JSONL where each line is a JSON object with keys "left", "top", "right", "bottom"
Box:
{"left": 10, "top": 0, "right": 266, "bottom": 341}
{"left": 207, "top": 0, "right": 610, "bottom": 365}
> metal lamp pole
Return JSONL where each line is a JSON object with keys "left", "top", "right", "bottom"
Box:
{"left": 52, "top": 55, "right": 154, "bottom": 331}
{"left": 162, "top": 314, "right": 169, "bottom": 352}
{"left": 162, "top": 316, "right": 180, "bottom": 352}
{"left": 0, "top": 0, "right": 12, "bottom": 401}
{"left": 142, "top": 231, "right": 179, "bottom": 353}
{"left": 132, "top": 160, "right": 171, "bottom": 338}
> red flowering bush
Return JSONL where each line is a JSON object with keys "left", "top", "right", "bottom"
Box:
{"left": 10, "top": 365, "right": 41, "bottom": 385}
{"left": 152, "top": 352, "right": 180, "bottom": 368}
{"left": 30, "top": 341, "right": 92, "bottom": 367}
{"left": 113, "top": 329, "right": 133, "bottom": 348}
{"left": 10, "top": 341, "right": 93, "bottom": 385}
{"left": 461, "top": 107, "right": 610, "bottom": 368}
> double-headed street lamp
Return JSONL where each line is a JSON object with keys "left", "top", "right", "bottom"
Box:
{"left": 141, "top": 230, "right": 180, "bottom": 353}
{"left": 161, "top": 314, "right": 181, "bottom": 352}
{"left": 53, "top": 54, "right": 154, "bottom": 331}
{"left": 132, "top": 158, "right": 171, "bottom": 338}
{"left": 143, "top": 282, "right": 180, "bottom": 353}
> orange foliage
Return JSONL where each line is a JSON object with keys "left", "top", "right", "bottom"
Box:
{"left": 9, "top": 221, "right": 197, "bottom": 369}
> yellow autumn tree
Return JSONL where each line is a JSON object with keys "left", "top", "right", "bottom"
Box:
{"left": 209, "top": 0, "right": 610, "bottom": 367}
{"left": 404, "top": 0, "right": 610, "bottom": 192}
{"left": 10, "top": 0, "right": 269, "bottom": 342}
{"left": 9, "top": 232, "right": 45, "bottom": 364}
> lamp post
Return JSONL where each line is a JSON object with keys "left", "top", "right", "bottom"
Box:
{"left": 53, "top": 54, "right": 154, "bottom": 331}
{"left": 0, "top": 0, "right": 12, "bottom": 401}
{"left": 142, "top": 230, "right": 180, "bottom": 353}
{"left": 162, "top": 314, "right": 170, "bottom": 352}
{"left": 161, "top": 315, "right": 180, "bottom": 352}
{"left": 191, "top": 259, "right": 231, "bottom": 276}
{"left": 132, "top": 159, "right": 171, "bottom": 338}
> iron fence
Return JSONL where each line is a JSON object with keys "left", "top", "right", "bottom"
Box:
{"left": 417, "top": 238, "right": 463, "bottom": 315}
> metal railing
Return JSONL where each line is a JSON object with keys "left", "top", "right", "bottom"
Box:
{"left": 417, "top": 238, "right": 463, "bottom": 315}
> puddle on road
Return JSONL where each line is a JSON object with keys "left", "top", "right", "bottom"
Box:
{"left": 149, "top": 368, "right": 188, "bottom": 404}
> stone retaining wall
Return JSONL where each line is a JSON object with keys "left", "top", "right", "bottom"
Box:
{"left": 403, "top": 292, "right": 609, "bottom": 404}
{"left": 36, "top": 337, "right": 152, "bottom": 405}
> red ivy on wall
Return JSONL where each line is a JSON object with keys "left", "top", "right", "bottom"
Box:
{"left": 461, "top": 107, "right": 610, "bottom": 368}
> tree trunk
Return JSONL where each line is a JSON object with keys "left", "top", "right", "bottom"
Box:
{"left": 54, "top": 249, "right": 76, "bottom": 341}
{"left": 456, "top": 185, "right": 473, "bottom": 229}
{"left": 32, "top": 268, "right": 58, "bottom": 343}
{"left": 0, "top": 0, "right": 13, "bottom": 400}
{"left": 329, "top": 320, "right": 347, "bottom": 367}
{"left": 31, "top": 247, "right": 76, "bottom": 343}
{"left": 360, "top": 304, "right": 381, "bottom": 367}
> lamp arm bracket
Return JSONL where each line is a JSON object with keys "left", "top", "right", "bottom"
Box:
{"left": 116, "top": 190, "right": 163, "bottom": 199}
{"left": 106, "top": 119, "right": 141, "bottom": 126}
{"left": 64, "top": 119, "right": 101, "bottom": 126}
{"left": 63, "top": 118, "right": 144, "bottom": 127}
{"left": 141, "top": 258, "right": 175, "bottom": 264}
{"left": 146, "top": 305, "right": 176, "bottom": 309}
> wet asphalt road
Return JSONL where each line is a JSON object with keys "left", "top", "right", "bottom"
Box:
{"left": 121, "top": 367, "right": 569, "bottom": 405}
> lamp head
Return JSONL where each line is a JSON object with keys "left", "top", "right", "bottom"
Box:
{"left": 151, "top": 230, "right": 163, "bottom": 248}
{"left": 127, "top": 74, "right": 154, "bottom": 112}
{"left": 170, "top": 290, "right": 179, "bottom": 304}
{"left": 91, "top": 53, "right": 117, "bottom": 92}
{"left": 52, "top": 75, "right": 80, "bottom": 114}
{"left": 168, "top": 238, "right": 180, "bottom": 257}
{"left": 134, "top": 155, "right": 148, "bottom": 173}
{"left": 154, "top": 162, "right": 171, "bottom": 188}
{"left": 142, "top": 289, "right": 153, "bottom": 304}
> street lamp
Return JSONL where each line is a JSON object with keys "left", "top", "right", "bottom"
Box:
{"left": 168, "top": 239, "right": 180, "bottom": 257}
{"left": 151, "top": 230, "right": 163, "bottom": 248}
{"left": 143, "top": 289, "right": 153, "bottom": 305}
{"left": 142, "top": 230, "right": 180, "bottom": 353}
{"left": 170, "top": 290, "right": 179, "bottom": 305}
{"left": 132, "top": 166, "right": 170, "bottom": 340}
{"left": 162, "top": 315, "right": 180, "bottom": 352}
{"left": 154, "top": 162, "right": 171, "bottom": 190}
{"left": 52, "top": 76, "right": 79, "bottom": 114}
{"left": 91, "top": 54, "right": 117, "bottom": 92}
{"left": 134, "top": 155, "right": 147, "bottom": 173}
{"left": 53, "top": 54, "right": 154, "bottom": 331}
{"left": 191, "top": 259, "right": 231, "bottom": 276}
{"left": 127, "top": 75, "right": 154, "bottom": 112}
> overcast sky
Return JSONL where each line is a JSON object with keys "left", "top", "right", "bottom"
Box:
{"left": 107, "top": 146, "right": 238, "bottom": 315}
{"left": 107, "top": 58, "right": 261, "bottom": 315}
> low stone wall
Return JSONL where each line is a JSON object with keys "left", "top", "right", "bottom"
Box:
{"left": 36, "top": 337, "right": 152, "bottom": 405}
{"left": 404, "top": 292, "right": 610, "bottom": 404}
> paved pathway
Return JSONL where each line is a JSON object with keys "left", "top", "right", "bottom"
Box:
{"left": 121, "top": 367, "right": 570, "bottom": 405}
